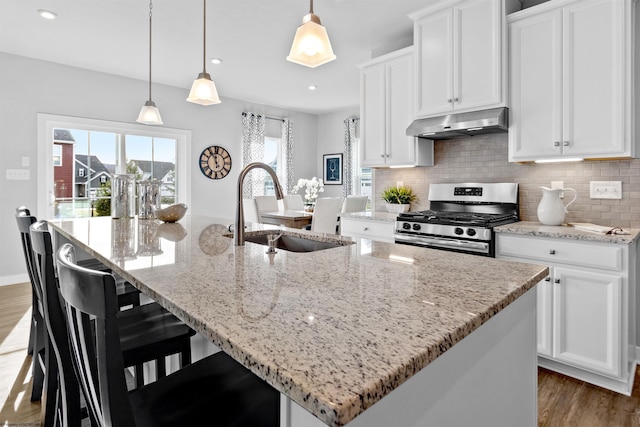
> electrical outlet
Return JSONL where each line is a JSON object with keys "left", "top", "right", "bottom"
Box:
{"left": 590, "top": 181, "right": 622, "bottom": 199}
{"left": 6, "top": 169, "right": 30, "bottom": 180}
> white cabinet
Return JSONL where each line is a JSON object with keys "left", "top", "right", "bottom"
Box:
{"left": 508, "top": 0, "right": 636, "bottom": 161}
{"left": 410, "top": 0, "right": 505, "bottom": 118}
{"left": 340, "top": 217, "right": 395, "bottom": 243}
{"left": 496, "top": 232, "right": 636, "bottom": 394}
{"left": 360, "top": 47, "right": 433, "bottom": 168}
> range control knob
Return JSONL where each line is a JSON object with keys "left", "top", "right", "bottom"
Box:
{"left": 454, "top": 227, "right": 464, "bottom": 235}
{"left": 466, "top": 228, "right": 476, "bottom": 237}
{"left": 412, "top": 223, "right": 421, "bottom": 231}
{"left": 402, "top": 222, "right": 411, "bottom": 230}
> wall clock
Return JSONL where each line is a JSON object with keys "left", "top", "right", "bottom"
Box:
{"left": 199, "top": 145, "right": 232, "bottom": 179}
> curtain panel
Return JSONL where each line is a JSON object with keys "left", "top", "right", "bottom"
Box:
{"left": 241, "top": 112, "right": 266, "bottom": 198}
{"left": 343, "top": 117, "right": 359, "bottom": 198}
{"left": 281, "top": 118, "right": 294, "bottom": 193}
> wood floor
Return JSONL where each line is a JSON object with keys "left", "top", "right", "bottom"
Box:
{"left": 1, "top": 282, "right": 639, "bottom": 426}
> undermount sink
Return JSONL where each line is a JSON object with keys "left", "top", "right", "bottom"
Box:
{"left": 244, "top": 234, "right": 345, "bottom": 253}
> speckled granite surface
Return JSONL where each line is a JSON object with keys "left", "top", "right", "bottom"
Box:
{"left": 340, "top": 211, "right": 398, "bottom": 222}
{"left": 495, "top": 221, "right": 640, "bottom": 245}
{"left": 50, "top": 215, "right": 547, "bottom": 427}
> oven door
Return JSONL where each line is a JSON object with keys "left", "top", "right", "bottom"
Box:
{"left": 394, "top": 233, "right": 492, "bottom": 256}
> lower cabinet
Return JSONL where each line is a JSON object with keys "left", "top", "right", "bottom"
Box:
{"left": 340, "top": 217, "right": 395, "bottom": 243}
{"left": 496, "top": 233, "right": 636, "bottom": 394}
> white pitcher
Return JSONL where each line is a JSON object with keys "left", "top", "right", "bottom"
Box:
{"left": 537, "top": 187, "right": 577, "bottom": 226}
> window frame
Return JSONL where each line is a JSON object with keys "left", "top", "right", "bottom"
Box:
{"left": 37, "top": 113, "right": 191, "bottom": 220}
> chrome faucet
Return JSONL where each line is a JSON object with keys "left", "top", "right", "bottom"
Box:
{"left": 235, "top": 162, "right": 284, "bottom": 246}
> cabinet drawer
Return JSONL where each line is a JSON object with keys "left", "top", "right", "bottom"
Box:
{"left": 340, "top": 219, "right": 395, "bottom": 243}
{"left": 496, "top": 234, "right": 623, "bottom": 271}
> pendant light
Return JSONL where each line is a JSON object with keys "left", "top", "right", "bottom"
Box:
{"left": 187, "top": 0, "right": 221, "bottom": 105}
{"left": 286, "top": 0, "right": 336, "bottom": 68}
{"left": 137, "top": 0, "right": 163, "bottom": 125}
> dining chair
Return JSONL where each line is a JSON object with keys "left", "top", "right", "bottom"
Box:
{"left": 342, "top": 195, "right": 368, "bottom": 213}
{"left": 283, "top": 194, "right": 304, "bottom": 211}
{"left": 56, "top": 243, "right": 280, "bottom": 427}
{"left": 310, "top": 197, "right": 343, "bottom": 234}
{"left": 254, "top": 195, "right": 279, "bottom": 214}
{"left": 31, "top": 222, "right": 198, "bottom": 426}
{"left": 242, "top": 198, "right": 260, "bottom": 224}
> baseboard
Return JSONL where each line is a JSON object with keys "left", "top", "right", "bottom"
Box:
{"left": 0, "top": 274, "right": 29, "bottom": 287}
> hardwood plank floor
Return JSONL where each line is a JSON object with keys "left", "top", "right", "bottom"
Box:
{"left": 1, "top": 282, "right": 639, "bottom": 426}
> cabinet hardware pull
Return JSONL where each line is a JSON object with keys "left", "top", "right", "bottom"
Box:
{"left": 553, "top": 141, "right": 560, "bottom": 147}
{"left": 447, "top": 99, "right": 452, "bottom": 103}
{"left": 454, "top": 97, "right": 459, "bottom": 102}
{"left": 563, "top": 141, "right": 570, "bottom": 146}
{"left": 544, "top": 277, "right": 551, "bottom": 282}
{"left": 380, "top": 154, "right": 385, "bottom": 158}
{"left": 363, "top": 227, "right": 369, "bottom": 231}
{"left": 549, "top": 249, "right": 556, "bottom": 255}
{"left": 554, "top": 279, "right": 560, "bottom": 284}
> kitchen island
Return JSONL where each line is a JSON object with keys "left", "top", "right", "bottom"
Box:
{"left": 50, "top": 215, "right": 548, "bottom": 427}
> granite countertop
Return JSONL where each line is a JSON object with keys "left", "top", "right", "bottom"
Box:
{"left": 50, "top": 215, "right": 547, "bottom": 427}
{"left": 495, "top": 221, "right": 640, "bottom": 245}
{"left": 340, "top": 211, "right": 398, "bottom": 222}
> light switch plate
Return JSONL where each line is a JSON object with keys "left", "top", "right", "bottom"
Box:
{"left": 6, "top": 169, "right": 30, "bottom": 180}
{"left": 590, "top": 181, "right": 622, "bottom": 199}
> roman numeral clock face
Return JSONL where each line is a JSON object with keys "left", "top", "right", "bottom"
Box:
{"left": 199, "top": 146, "right": 232, "bottom": 180}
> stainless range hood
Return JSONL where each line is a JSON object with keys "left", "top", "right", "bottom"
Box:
{"left": 406, "top": 107, "right": 508, "bottom": 140}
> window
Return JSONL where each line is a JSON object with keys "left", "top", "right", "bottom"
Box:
{"left": 53, "top": 144, "right": 62, "bottom": 166}
{"left": 262, "top": 136, "right": 282, "bottom": 195}
{"left": 37, "top": 114, "right": 191, "bottom": 220}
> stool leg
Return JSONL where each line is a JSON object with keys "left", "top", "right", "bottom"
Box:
{"left": 156, "top": 357, "right": 166, "bottom": 380}
{"left": 135, "top": 364, "right": 144, "bottom": 389}
{"left": 30, "top": 314, "right": 45, "bottom": 402}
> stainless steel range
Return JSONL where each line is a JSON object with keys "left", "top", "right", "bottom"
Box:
{"left": 394, "top": 183, "right": 519, "bottom": 257}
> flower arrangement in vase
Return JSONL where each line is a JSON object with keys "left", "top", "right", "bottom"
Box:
{"left": 381, "top": 185, "right": 417, "bottom": 213}
{"left": 292, "top": 177, "right": 325, "bottom": 211}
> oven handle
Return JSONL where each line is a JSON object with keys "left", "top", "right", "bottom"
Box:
{"left": 395, "top": 234, "right": 490, "bottom": 253}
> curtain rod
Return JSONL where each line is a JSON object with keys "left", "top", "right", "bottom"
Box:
{"left": 241, "top": 112, "right": 285, "bottom": 122}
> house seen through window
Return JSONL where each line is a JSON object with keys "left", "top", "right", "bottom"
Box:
{"left": 53, "top": 128, "right": 177, "bottom": 218}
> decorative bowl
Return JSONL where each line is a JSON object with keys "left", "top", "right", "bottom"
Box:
{"left": 153, "top": 203, "right": 188, "bottom": 223}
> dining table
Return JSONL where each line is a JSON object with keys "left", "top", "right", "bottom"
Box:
{"left": 260, "top": 209, "right": 313, "bottom": 229}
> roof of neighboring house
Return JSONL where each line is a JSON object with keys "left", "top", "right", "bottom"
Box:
{"left": 75, "top": 155, "right": 111, "bottom": 187}
{"left": 54, "top": 129, "right": 75, "bottom": 143}
{"left": 130, "top": 160, "right": 175, "bottom": 181}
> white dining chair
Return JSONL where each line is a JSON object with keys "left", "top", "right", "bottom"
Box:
{"left": 342, "top": 195, "right": 368, "bottom": 213}
{"left": 243, "top": 198, "right": 260, "bottom": 224}
{"left": 283, "top": 194, "right": 304, "bottom": 211}
{"left": 310, "top": 197, "right": 343, "bottom": 234}
{"left": 254, "top": 195, "right": 279, "bottom": 215}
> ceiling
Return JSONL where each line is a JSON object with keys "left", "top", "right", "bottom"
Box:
{"left": 0, "top": 0, "right": 434, "bottom": 115}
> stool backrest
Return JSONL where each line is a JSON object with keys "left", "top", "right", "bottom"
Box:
{"left": 56, "top": 244, "right": 135, "bottom": 427}
{"left": 283, "top": 194, "right": 304, "bottom": 211}
{"left": 342, "top": 196, "right": 368, "bottom": 213}
{"left": 15, "top": 211, "right": 40, "bottom": 302}
{"left": 311, "top": 197, "right": 342, "bottom": 234}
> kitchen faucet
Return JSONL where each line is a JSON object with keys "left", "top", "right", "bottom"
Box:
{"left": 235, "top": 162, "right": 284, "bottom": 246}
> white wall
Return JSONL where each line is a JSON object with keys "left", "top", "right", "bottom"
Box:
{"left": 316, "top": 107, "right": 359, "bottom": 198}
{"left": 0, "top": 53, "right": 319, "bottom": 284}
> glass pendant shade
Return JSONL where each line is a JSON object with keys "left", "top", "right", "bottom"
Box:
{"left": 137, "top": 100, "right": 163, "bottom": 125}
{"left": 187, "top": 72, "right": 221, "bottom": 105}
{"left": 287, "top": 13, "right": 336, "bottom": 68}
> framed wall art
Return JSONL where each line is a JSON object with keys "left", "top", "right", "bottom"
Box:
{"left": 323, "top": 153, "right": 342, "bottom": 185}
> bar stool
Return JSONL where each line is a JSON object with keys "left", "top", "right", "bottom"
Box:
{"left": 56, "top": 243, "right": 279, "bottom": 427}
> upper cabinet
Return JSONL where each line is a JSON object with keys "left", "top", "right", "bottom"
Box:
{"left": 410, "top": 0, "right": 506, "bottom": 118}
{"left": 359, "top": 47, "right": 434, "bottom": 168}
{"left": 508, "top": 0, "right": 636, "bottom": 162}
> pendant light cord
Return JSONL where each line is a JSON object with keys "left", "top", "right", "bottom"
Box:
{"left": 202, "top": 0, "right": 207, "bottom": 73}
{"left": 148, "top": 0, "right": 153, "bottom": 101}
{"left": 309, "top": 0, "right": 314, "bottom": 14}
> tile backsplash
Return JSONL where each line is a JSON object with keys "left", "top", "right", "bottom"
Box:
{"left": 375, "top": 134, "right": 640, "bottom": 229}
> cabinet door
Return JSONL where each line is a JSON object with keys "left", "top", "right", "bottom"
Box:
{"left": 508, "top": 10, "right": 562, "bottom": 161}
{"left": 537, "top": 276, "right": 553, "bottom": 357}
{"left": 385, "top": 54, "right": 415, "bottom": 166}
{"left": 454, "top": 0, "right": 502, "bottom": 112}
{"left": 415, "top": 8, "right": 453, "bottom": 117}
{"left": 562, "top": 0, "right": 627, "bottom": 157}
{"left": 552, "top": 267, "right": 622, "bottom": 378}
{"left": 361, "top": 64, "right": 387, "bottom": 167}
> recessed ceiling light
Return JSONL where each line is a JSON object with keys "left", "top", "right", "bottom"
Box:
{"left": 308, "top": 85, "right": 318, "bottom": 91}
{"left": 38, "top": 9, "right": 58, "bottom": 20}
{"left": 210, "top": 58, "right": 222, "bottom": 65}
